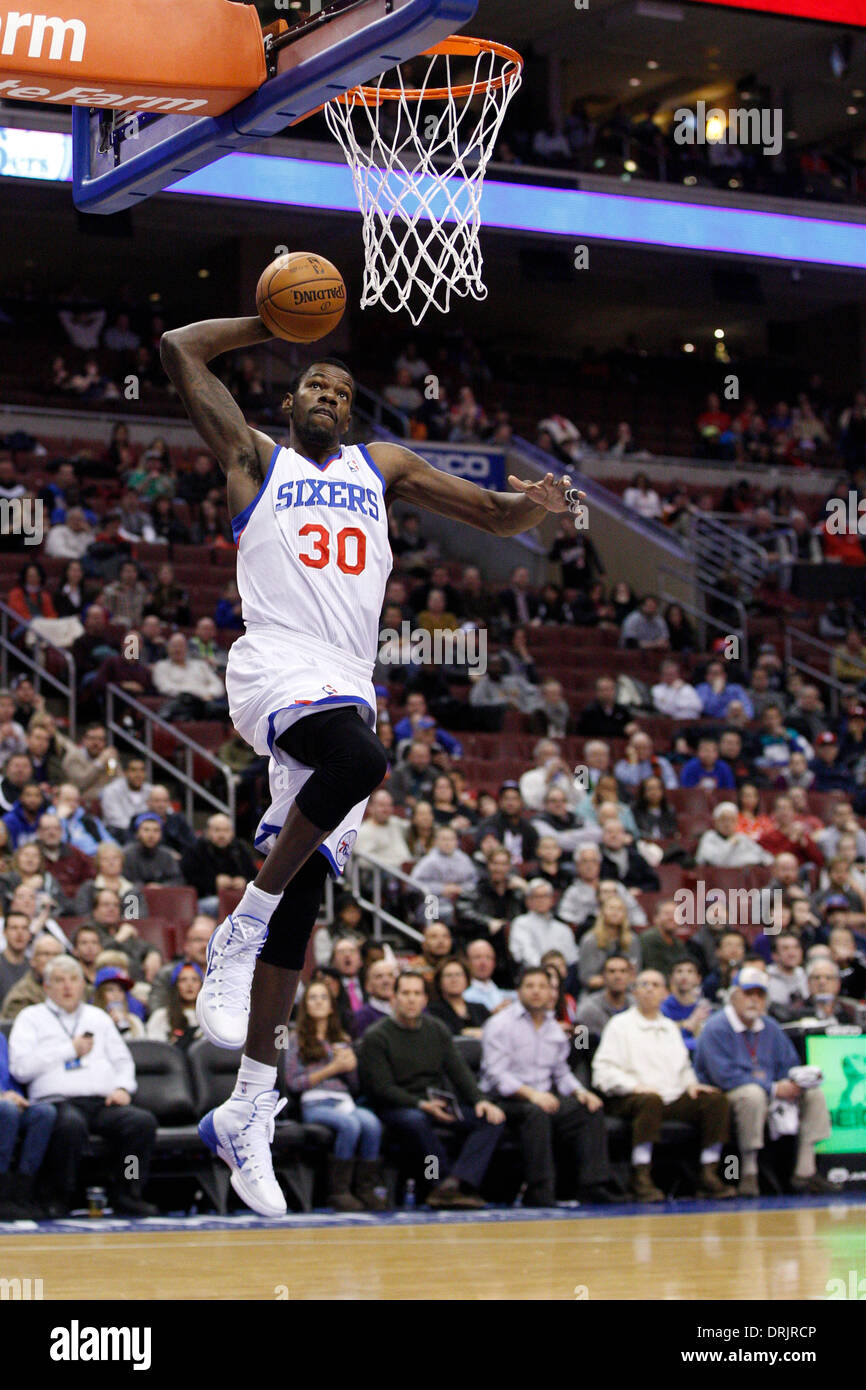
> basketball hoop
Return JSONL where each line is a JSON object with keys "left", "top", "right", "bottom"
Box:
{"left": 324, "top": 36, "right": 523, "bottom": 324}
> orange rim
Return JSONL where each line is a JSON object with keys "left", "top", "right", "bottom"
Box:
{"left": 334, "top": 35, "right": 523, "bottom": 106}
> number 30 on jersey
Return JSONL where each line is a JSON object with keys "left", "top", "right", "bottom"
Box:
{"left": 297, "top": 523, "right": 367, "bottom": 575}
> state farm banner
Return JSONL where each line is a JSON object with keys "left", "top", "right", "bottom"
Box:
{"left": 0, "top": 0, "right": 265, "bottom": 115}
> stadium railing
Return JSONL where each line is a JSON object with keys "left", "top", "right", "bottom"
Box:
{"left": 347, "top": 852, "right": 425, "bottom": 947}
{"left": 783, "top": 626, "right": 850, "bottom": 717}
{"left": 0, "top": 599, "right": 77, "bottom": 735}
{"left": 106, "top": 684, "right": 236, "bottom": 823}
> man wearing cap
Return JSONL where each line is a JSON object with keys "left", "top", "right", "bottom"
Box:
{"left": 475, "top": 783, "right": 539, "bottom": 865}
{"left": 810, "top": 732, "right": 855, "bottom": 794}
{"left": 695, "top": 966, "right": 839, "bottom": 1196}
{"left": 122, "top": 814, "right": 182, "bottom": 888}
{"left": 9, "top": 955, "right": 158, "bottom": 1216}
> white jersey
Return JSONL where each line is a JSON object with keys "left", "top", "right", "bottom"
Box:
{"left": 232, "top": 441, "right": 392, "bottom": 663}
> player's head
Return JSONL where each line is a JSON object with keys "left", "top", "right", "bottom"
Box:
{"left": 282, "top": 358, "right": 355, "bottom": 448}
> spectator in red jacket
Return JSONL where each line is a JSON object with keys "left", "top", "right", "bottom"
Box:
{"left": 7, "top": 562, "right": 57, "bottom": 623}
{"left": 758, "top": 794, "right": 824, "bottom": 867}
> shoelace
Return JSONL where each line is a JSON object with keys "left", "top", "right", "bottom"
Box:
{"left": 235, "top": 1092, "right": 287, "bottom": 1181}
{"left": 205, "top": 917, "right": 266, "bottom": 1012}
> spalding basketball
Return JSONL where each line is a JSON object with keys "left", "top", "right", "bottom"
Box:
{"left": 256, "top": 252, "right": 346, "bottom": 343}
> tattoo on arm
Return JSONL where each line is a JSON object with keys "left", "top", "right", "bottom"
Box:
{"left": 160, "top": 336, "right": 263, "bottom": 483}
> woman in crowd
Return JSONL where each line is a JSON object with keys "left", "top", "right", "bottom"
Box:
{"left": 4, "top": 843, "right": 68, "bottom": 915}
{"left": 145, "top": 562, "right": 191, "bottom": 627}
{"left": 736, "top": 782, "right": 774, "bottom": 839}
{"left": 285, "top": 980, "right": 387, "bottom": 1211}
{"left": 428, "top": 957, "right": 490, "bottom": 1037}
{"left": 581, "top": 774, "right": 639, "bottom": 838}
{"left": 151, "top": 496, "right": 191, "bottom": 546}
{"left": 633, "top": 775, "right": 678, "bottom": 843}
{"left": 663, "top": 603, "right": 697, "bottom": 654}
{"left": 430, "top": 774, "right": 473, "bottom": 830}
{"left": 8, "top": 561, "right": 57, "bottom": 623}
{"left": 53, "top": 558, "right": 88, "bottom": 618}
{"left": 192, "top": 497, "right": 233, "bottom": 548}
{"left": 622, "top": 471, "right": 662, "bottom": 521}
{"left": 578, "top": 891, "right": 640, "bottom": 991}
{"left": 146, "top": 962, "right": 203, "bottom": 1047}
{"left": 406, "top": 799, "right": 436, "bottom": 860}
{"left": 92, "top": 964, "right": 146, "bottom": 1039}
{"left": 74, "top": 841, "right": 145, "bottom": 919}
{"left": 610, "top": 580, "right": 637, "bottom": 626}
{"left": 542, "top": 950, "right": 578, "bottom": 1035}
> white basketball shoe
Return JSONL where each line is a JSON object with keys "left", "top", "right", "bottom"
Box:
{"left": 196, "top": 911, "right": 269, "bottom": 1049}
{"left": 199, "top": 1091, "right": 288, "bottom": 1218}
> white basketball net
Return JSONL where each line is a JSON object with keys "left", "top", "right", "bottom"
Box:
{"left": 324, "top": 42, "right": 522, "bottom": 324}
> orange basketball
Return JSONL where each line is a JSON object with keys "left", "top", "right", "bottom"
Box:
{"left": 256, "top": 252, "right": 346, "bottom": 343}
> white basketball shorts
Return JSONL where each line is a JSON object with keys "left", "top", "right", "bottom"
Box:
{"left": 226, "top": 624, "right": 377, "bottom": 877}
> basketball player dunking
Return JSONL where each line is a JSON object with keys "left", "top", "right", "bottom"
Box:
{"left": 160, "top": 315, "right": 583, "bottom": 1215}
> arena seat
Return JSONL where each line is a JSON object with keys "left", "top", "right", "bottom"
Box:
{"left": 135, "top": 915, "right": 178, "bottom": 960}
{"left": 143, "top": 886, "right": 198, "bottom": 932}
{"left": 186, "top": 1038, "right": 332, "bottom": 1211}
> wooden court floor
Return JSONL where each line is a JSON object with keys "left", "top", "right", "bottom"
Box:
{"left": 1, "top": 1204, "right": 864, "bottom": 1300}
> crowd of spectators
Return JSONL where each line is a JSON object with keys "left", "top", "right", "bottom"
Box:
{"left": 0, "top": 397, "right": 864, "bottom": 1217}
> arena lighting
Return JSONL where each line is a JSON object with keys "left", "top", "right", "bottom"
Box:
{"left": 1, "top": 128, "right": 864, "bottom": 271}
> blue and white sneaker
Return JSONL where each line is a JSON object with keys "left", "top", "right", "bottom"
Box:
{"left": 199, "top": 1091, "right": 288, "bottom": 1218}
{"left": 195, "top": 911, "right": 269, "bottom": 1049}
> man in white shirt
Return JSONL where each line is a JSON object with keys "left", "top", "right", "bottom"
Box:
{"left": 100, "top": 757, "right": 152, "bottom": 840}
{"left": 462, "top": 939, "right": 516, "bottom": 1013}
{"left": 9, "top": 956, "right": 157, "bottom": 1215}
{"left": 696, "top": 802, "right": 774, "bottom": 868}
{"left": 519, "top": 739, "right": 580, "bottom": 814}
{"left": 356, "top": 789, "right": 409, "bottom": 870}
{"left": 508, "top": 880, "right": 578, "bottom": 967}
{"left": 152, "top": 633, "right": 224, "bottom": 704}
{"left": 410, "top": 826, "right": 477, "bottom": 904}
{"left": 44, "top": 507, "right": 94, "bottom": 560}
{"left": 651, "top": 659, "right": 703, "bottom": 721}
{"left": 592, "top": 969, "right": 732, "bottom": 1202}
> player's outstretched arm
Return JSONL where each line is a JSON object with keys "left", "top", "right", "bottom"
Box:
{"left": 366, "top": 441, "right": 584, "bottom": 537}
{"left": 160, "top": 317, "right": 276, "bottom": 506}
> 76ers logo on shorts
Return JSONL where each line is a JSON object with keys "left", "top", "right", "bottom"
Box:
{"left": 322, "top": 684, "right": 339, "bottom": 696}
{"left": 335, "top": 830, "right": 357, "bottom": 869}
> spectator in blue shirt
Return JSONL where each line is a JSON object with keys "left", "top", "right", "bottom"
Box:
{"left": 695, "top": 966, "right": 839, "bottom": 1197}
{"left": 695, "top": 660, "right": 754, "bottom": 721}
{"left": 0, "top": 1029, "right": 55, "bottom": 1219}
{"left": 3, "top": 784, "right": 49, "bottom": 850}
{"left": 680, "top": 736, "right": 736, "bottom": 790}
{"left": 661, "top": 959, "right": 713, "bottom": 1052}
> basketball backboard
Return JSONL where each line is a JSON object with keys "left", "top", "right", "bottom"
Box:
{"left": 72, "top": 0, "right": 477, "bottom": 214}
